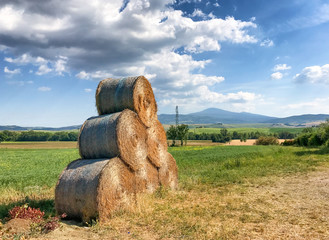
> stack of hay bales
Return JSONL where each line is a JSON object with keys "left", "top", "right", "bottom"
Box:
{"left": 55, "top": 76, "right": 178, "bottom": 223}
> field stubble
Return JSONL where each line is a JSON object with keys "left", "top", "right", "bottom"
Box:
{"left": 0, "top": 143, "right": 328, "bottom": 239}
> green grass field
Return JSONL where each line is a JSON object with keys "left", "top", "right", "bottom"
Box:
{"left": 1, "top": 145, "right": 328, "bottom": 218}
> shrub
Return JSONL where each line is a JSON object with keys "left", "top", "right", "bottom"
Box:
{"left": 7, "top": 204, "right": 65, "bottom": 233}
{"left": 295, "top": 133, "right": 312, "bottom": 147}
{"left": 255, "top": 136, "right": 279, "bottom": 145}
{"left": 325, "top": 139, "right": 329, "bottom": 148}
{"left": 308, "top": 134, "right": 323, "bottom": 146}
{"left": 281, "top": 139, "right": 295, "bottom": 146}
{"left": 8, "top": 204, "right": 44, "bottom": 223}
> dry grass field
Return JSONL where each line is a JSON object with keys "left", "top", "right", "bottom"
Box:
{"left": 0, "top": 143, "right": 328, "bottom": 239}
{"left": 34, "top": 169, "right": 329, "bottom": 240}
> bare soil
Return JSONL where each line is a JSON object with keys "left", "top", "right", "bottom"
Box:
{"left": 225, "top": 139, "right": 286, "bottom": 146}
{"left": 0, "top": 141, "right": 78, "bottom": 149}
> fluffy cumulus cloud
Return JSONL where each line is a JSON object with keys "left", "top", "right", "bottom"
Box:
{"left": 4, "top": 66, "right": 20, "bottom": 75}
{"left": 273, "top": 64, "right": 291, "bottom": 71}
{"left": 4, "top": 54, "right": 67, "bottom": 75}
{"left": 260, "top": 39, "right": 274, "bottom": 47}
{"left": 158, "top": 86, "right": 261, "bottom": 113}
{"left": 270, "top": 63, "right": 290, "bottom": 80}
{"left": 271, "top": 72, "right": 283, "bottom": 80}
{"left": 294, "top": 64, "right": 329, "bottom": 84}
{"left": 0, "top": 0, "right": 259, "bottom": 111}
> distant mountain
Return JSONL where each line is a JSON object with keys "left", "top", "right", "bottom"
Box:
{"left": 1, "top": 110, "right": 328, "bottom": 130}
{"left": 158, "top": 108, "right": 276, "bottom": 124}
{"left": 0, "top": 125, "right": 81, "bottom": 131}
{"left": 263, "top": 114, "right": 329, "bottom": 125}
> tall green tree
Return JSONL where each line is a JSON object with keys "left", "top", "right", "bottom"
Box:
{"left": 166, "top": 125, "right": 178, "bottom": 146}
{"left": 177, "top": 124, "right": 189, "bottom": 146}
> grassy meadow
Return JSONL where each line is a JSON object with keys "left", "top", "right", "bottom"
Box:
{"left": 0, "top": 142, "right": 328, "bottom": 239}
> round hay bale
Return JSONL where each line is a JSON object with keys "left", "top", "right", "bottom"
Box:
{"left": 95, "top": 76, "right": 157, "bottom": 127}
{"left": 55, "top": 158, "right": 136, "bottom": 223}
{"left": 135, "top": 159, "right": 159, "bottom": 193}
{"left": 159, "top": 153, "right": 178, "bottom": 190}
{"left": 147, "top": 120, "right": 168, "bottom": 168}
{"left": 78, "top": 109, "right": 147, "bottom": 171}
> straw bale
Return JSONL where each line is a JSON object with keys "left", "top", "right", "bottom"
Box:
{"left": 159, "top": 153, "right": 178, "bottom": 190}
{"left": 55, "top": 157, "right": 136, "bottom": 223}
{"left": 78, "top": 109, "right": 147, "bottom": 171}
{"left": 135, "top": 159, "right": 160, "bottom": 193}
{"left": 95, "top": 76, "right": 157, "bottom": 127}
{"left": 146, "top": 120, "right": 168, "bottom": 168}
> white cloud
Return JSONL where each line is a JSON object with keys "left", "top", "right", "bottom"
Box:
{"left": 214, "top": 3, "right": 220, "bottom": 7}
{"left": 0, "top": 6, "right": 23, "bottom": 31}
{"left": 260, "top": 39, "right": 274, "bottom": 47}
{"left": 273, "top": 64, "right": 291, "bottom": 71}
{"left": 271, "top": 72, "right": 283, "bottom": 80}
{"left": 75, "top": 71, "right": 90, "bottom": 80}
{"left": 4, "top": 53, "right": 69, "bottom": 76}
{"left": 284, "top": 3, "right": 329, "bottom": 31}
{"left": 282, "top": 97, "right": 329, "bottom": 114}
{"left": 38, "top": 86, "right": 51, "bottom": 92}
{"left": 76, "top": 70, "right": 113, "bottom": 80}
{"left": 6, "top": 80, "right": 33, "bottom": 86}
{"left": 54, "top": 56, "right": 68, "bottom": 75}
{"left": 0, "top": 1, "right": 257, "bottom": 71}
{"left": 36, "top": 64, "right": 52, "bottom": 75}
{"left": 158, "top": 85, "right": 262, "bottom": 113}
{"left": 84, "top": 88, "right": 92, "bottom": 93}
{"left": 190, "top": 9, "right": 207, "bottom": 19}
{"left": 4, "top": 66, "right": 20, "bottom": 75}
{"left": 294, "top": 64, "right": 329, "bottom": 84}
{"left": 0, "top": 0, "right": 260, "bottom": 112}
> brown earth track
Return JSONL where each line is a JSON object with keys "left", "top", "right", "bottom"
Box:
{"left": 0, "top": 141, "right": 78, "bottom": 149}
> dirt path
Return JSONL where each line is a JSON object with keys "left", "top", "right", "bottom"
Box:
{"left": 229, "top": 168, "right": 329, "bottom": 239}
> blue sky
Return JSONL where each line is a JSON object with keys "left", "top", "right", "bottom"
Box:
{"left": 0, "top": 0, "right": 329, "bottom": 127}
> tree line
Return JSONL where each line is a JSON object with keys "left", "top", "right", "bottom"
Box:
{"left": 0, "top": 130, "right": 79, "bottom": 142}
{"left": 186, "top": 130, "right": 296, "bottom": 143}
{"left": 285, "top": 120, "right": 329, "bottom": 147}
{"left": 166, "top": 125, "right": 297, "bottom": 145}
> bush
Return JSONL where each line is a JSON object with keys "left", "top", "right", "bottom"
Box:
{"left": 8, "top": 204, "right": 44, "bottom": 223}
{"left": 281, "top": 139, "right": 295, "bottom": 146}
{"left": 325, "top": 139, "right": 329, "bottom": 148}
{"left": 308, "top": 134, "right": 323, "bottom": 146}
{"left": 255, "top": 136, "right": 279, "bottom": 145}
{"left": 7, "top": 204, "right": 64, "bottom": 233}
{"left": 295, "top": 133, "right": 312, "bottom": 147}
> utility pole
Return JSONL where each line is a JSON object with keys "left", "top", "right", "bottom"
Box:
{"left": 175, "top": 106, "right": 179, "bottom": 126}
